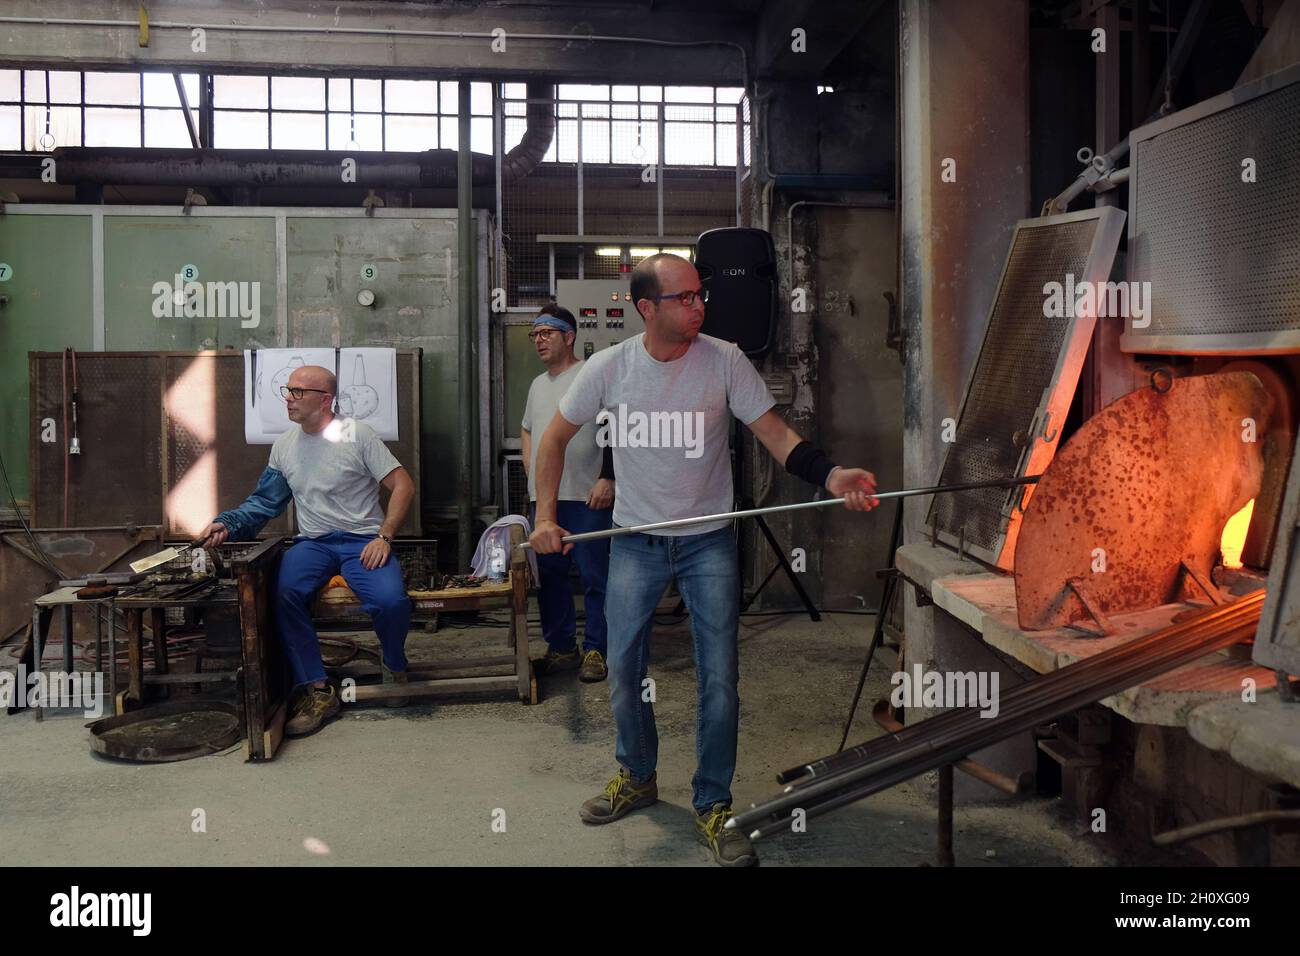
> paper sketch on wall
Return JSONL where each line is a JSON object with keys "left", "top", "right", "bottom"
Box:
{"left": 339, "top": 355, "right": 379, "bottom": 419}
{"left": 256, "top": 348, "right": 336, "bottom": 433}
{"left": 243, "top": 347, "right": 334, "bottom": 444}
{"left": 338, "top": 348, "right": 399, "bottom": 439}
{"left": 243, "top": 347, "right": 398, "bottom": 443}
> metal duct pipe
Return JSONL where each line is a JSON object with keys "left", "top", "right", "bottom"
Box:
{"left": 28, "top": 83, "right": 555, "bottom": 189}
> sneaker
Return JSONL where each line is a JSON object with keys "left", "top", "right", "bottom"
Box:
{"left": 695, "top": 803, "right": 759, "bottom": 867}
{"left": 285, "top": 684, "right": 341, "bottom": 738}
{"left": 533, "top": 646, "right": 580, "bottom": 676}
{"left": 381, "top": 661, "right": 410, "bottom": 708}
{"left": 578, "top": 649, "right": 608, "bottom": 683}
{"left": 578, "top": 768, "right": 658, "bottom": 825}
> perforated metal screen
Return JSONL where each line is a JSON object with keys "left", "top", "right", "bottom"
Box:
{"left": 926, "top": 207, "right": 1125, "bottom": 568}
{"left": 1123, "top": 65, "right": 1300, "bottom": 354}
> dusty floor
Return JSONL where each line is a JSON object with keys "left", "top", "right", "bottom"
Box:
{"left": 1, "top": 605, "right": 1122, "bottom": 866}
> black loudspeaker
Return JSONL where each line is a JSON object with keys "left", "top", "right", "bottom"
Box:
{"left": 695, "top": 227, "right": 777, "bottom": 357}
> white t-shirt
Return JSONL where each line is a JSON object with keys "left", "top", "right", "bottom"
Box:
{"left": 558, "top": 333, "right": 775, "bottom": 536}
{"left": 268, "top": 419, "right": 402, "bottom": 538}
{"left": 521, "top": 361, "right": 604, "bottom": 502}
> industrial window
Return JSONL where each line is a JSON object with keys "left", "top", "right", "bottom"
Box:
{"left": 501, "top": 84, "right": 745, "bottom": 167}
{"left": 212, "top": 75, "right": 495, "bottom": 151}
{"left": 0, "top": 70, "right": 199, "bottom": 150}
{"left": 0, "top": 69, "right": 745, "bottom": 168}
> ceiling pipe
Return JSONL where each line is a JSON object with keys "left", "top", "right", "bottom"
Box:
{"left": 6, "top": 83, "right": 555, "bottom": 189}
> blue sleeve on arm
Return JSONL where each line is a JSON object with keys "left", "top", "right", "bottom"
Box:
{"left": 213, "top": 467, "right": 293, "bottom": 541}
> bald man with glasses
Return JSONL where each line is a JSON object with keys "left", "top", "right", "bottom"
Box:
{"left": 530, "top": 253, "right": 878, "bottom": 866}
{"left": 199, "top": 363, "right": 417, "bottom": 738}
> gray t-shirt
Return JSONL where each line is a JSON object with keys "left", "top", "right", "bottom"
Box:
{"left": 268, "top": 419, "right": 402, "bottom": 538}
{"left": 558, "top": 333, "right": 775, "bottom": 536}
{"left": 521, "top": 362, "right": 603, "bottom": 502}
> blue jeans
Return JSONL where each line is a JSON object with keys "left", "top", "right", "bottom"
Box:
{"left": 275, "top": 531, "right": 412, "bottom": 687}
{"left": 605, "top": 526, "right": 739, "bottom": 813}
{"left": 529, "top": 501, "right": 612, "bottom": 655}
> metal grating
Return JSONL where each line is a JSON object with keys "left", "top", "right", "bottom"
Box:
{"left": 1123, "top": 65, "right": 1300, "bottom": 353}
{"left": 32, "top": 354, "right": 163, "bottom": 528}
{"left": 502, "top": 455, "right": 528, "bottom": 517}
{"left": 926, "top": 208, "right": 1125, "bottom": 569}
{"left": 163, "top": 354, "right": 294, "bottom": 539}
{"left": 32, "top": 351, "right": 422, "bottom": 536}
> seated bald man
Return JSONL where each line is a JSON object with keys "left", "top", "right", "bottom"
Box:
{"left": 199, "top": 364, "right": 417, "bottom": 738}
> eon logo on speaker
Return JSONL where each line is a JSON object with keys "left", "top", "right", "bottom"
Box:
{"left": 722, "top": 268, "right": 746, "bottom": 276}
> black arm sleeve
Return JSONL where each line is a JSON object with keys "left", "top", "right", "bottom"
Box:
{"left": 599, "top": 444, "right": 615, "bottom": 481}
{"left": 784, "top": 440, "right": 838, "bottom": 489}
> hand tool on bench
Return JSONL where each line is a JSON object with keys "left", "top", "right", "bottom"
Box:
{"left": 517, "top": 475, "right": 1041, "bottom": 549}
{"left": 129, "top": 537, "right": 208, "bottom": 574}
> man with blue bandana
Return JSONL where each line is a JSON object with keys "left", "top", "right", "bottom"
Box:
{"left": 520, "top": 304, "right": 616, "bottom": 683}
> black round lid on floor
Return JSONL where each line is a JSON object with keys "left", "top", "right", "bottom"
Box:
{"left": 88, "top": 701, "right": 240, "bottom": 762}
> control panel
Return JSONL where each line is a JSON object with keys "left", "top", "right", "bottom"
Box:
{"left": 556, "top": 279, "right": 635, "bottom": 359}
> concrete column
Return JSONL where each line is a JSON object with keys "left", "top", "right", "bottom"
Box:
{"left": 899, "top": 0, "right": 1031, "bottom": 542}
{"left": 899, "top": 0, "right": 1033, "bottom": 798}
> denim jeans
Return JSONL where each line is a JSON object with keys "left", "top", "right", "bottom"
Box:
{"left": 605, "top": 526, "right": 739, "bottom": 813}
{"left": 529, "top": 501, "right": 612, "bottom": 655}
{"left": 275, "top": 531, "right": 412, "bottom": 687}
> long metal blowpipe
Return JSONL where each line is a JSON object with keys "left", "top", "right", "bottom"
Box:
{"left": 517, "top": 475, "right": 1040, "bottom": 549}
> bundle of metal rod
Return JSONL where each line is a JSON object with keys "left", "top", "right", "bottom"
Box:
{"left": 732, "top": 591, "right": 1264, "bottom": 840}
{"left": 779, "top": 590, "right": 1265, "bottom": 788}
{"left": 518, "top": 475, "right": 1040, "bottom": 549}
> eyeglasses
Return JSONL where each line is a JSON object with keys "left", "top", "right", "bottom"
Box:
{"left": 528, "top": 328, "right": 566, "bottom": 341}
{"left": 280, "top": 386, "right": 333, "bottom": 400}
{"left": 652, "top": 288, "right": 709, "bottom": 307}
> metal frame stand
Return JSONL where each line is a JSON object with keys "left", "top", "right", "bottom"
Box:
{"left": 735, "top": 420, "right": 819, "bottom": 621}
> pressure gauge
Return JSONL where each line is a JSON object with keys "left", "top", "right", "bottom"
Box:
{"left": 357, "top": 289, "right": 376, "bottom": 307}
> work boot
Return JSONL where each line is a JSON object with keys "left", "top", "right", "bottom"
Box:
{"left": 578, "top": 649, "right": 608, "bottom": 683}
{"left": 285, "top": 684, "right": 341, "bottom": 738}
{"left": 534, "top": 646, "right": 580, "bottom": 676}
{"left": 695, "top": 803, "right": 759, "bottom": 867}
{"left": 578, "top": 768, "right": 658, "bottom": 825}
{"left": 381, "top": 661, "right": 410, "bottom": 708}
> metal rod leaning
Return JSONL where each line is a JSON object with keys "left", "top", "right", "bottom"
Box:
{"left": 517, "top": 475, "right": 1041, "bottom": 549}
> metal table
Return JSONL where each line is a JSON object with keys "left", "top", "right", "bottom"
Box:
{"left": 28, "top": 586, "right": 116, "bottom": 721}
{"left": 114, "top": 537, "right": 288, "bottom": 760}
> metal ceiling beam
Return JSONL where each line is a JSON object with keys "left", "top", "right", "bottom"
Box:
{"left": 0, "top": 0, "right": 752, "bottom": 85}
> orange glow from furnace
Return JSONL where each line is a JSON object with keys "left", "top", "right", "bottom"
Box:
{"left": 1220, "top": 499, "right": 1255, "bottom": 570}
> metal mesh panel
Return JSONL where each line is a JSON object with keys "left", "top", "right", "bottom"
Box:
{"left": 163, "top": 354, "right": 295, "bottom": 538}
{"left": 32, "top": 351, "right": 421, "bottom": 535}
{"left": 927, "top": 218, "right": 1102, "bottom": 554}
{"left": 1126, "top": 75, "right": 1300, "bottom": 346}
{"left": 504, "top": 456, "right": 528, "bottom": 517}
{"left": 32, "top": 354, "right": 163, "bottom": 528}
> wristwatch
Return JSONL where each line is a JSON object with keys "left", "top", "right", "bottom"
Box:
{"left": 377, "top": 532, "right": 393, "bottom": 544}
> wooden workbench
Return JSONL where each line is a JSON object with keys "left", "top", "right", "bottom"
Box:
{"left": 314, "top": 525, "right": 536, "bottom": 706}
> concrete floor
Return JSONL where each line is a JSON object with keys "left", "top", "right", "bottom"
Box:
{"left": 1, "top": 605, "right": 1120, "bottom": 866}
